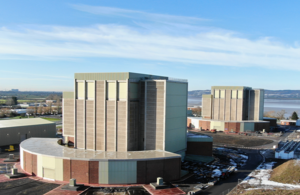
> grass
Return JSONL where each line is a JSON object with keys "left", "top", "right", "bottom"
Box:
{"left": 41, "top": 117, "right": 61, "bottom": 122}
{"left": 193, "top": 131, "right": 273, "bottom": 147}
{"left": 270, "top": 160, "right": 300, "bottom": 184}
{"left": 241, "top": 189, "right": 300, "bottom": 195}
{"left": 0, "top": 99, "right": 44, "bottom": 103}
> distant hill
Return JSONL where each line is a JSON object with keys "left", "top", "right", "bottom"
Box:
{"left": 189, "top": 90, "right": 300, "bottom": 99}
{"left": 0, "top": 91, "right": 62, "bottom": 100}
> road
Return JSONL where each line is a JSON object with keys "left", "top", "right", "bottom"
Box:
{"left": 201, "top": 149, "right": 263, "bottom": 195}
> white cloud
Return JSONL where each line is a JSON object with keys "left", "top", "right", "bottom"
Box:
{"left": 71, "top": 4, "right": 207, "bottom": 24}
{"left": 0, "top": 5, "right": 300, "bottom": 71}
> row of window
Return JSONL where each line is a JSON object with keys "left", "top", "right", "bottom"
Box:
{"left": 214, "top": 90, "right": 243, "bottom": 99}
{"left": 76, "top": 81, "right": 128, "bottom": 100}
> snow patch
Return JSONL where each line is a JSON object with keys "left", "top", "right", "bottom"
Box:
{"left": 242, "top": 162, "right": 300, "bottom": 190}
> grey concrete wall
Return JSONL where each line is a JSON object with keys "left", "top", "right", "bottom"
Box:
{"left": 106, "top": 101, "right": 116, "bottom": 151}
{"left": 86, "top": 100, "right": 94, "bottom": 150}
{"left": 96, "top": 81, "right": 105, "bottom": 151}
{"left": 117, "top": 101, "right": 127, "bottom": 152}
{"left": 165, "top": 81, "right": 187, "bottom": 153}
{"left": 202, "top": 95, "right": 212, "bottom": 119}
{"left": 63, "top": 99, "right": 74, "bottom": 136}
{"left": 76, "top": 100, "right": 85, "bottom": 149}
{"left": 145, "top": 81, "right": 165, "bottom": 151}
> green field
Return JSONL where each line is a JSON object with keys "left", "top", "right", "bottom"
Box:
{"left": 41, "top": 117, "right": 61, "bottom": 122}
{"left": 0, "top": 99, "right": 44, "bottom": 104}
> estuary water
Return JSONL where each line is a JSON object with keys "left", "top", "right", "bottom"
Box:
{"left": 188, "top": 97, "right": 300, "bottom": 118}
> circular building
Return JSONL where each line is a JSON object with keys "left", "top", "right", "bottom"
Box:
{"left": 20, "top": 72, "right": 188, "bottom": 184}
{"left": 21, "top": 138, "right": 181, "bottom": 184}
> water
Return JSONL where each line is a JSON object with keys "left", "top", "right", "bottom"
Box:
{"left": 188, "top": 97, "right": 300, "bottom": 118}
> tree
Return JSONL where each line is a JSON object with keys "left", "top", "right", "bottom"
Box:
{"left": 291, "top": 111, "right": 299, "bottom": 120}
{"left": 26, "top": 106, "right": 34, "bottom": 116}
{"left": 191, "top": 107, "right": 201, "bottom": 117}
{"left": 6, "top": 96, "right": 18, "bottom": 106}
{"left": 264, "top": 111, "right": 276, "bottom": 118}
{"left": 276, "top": 110, "right": 286, "bottom": 120}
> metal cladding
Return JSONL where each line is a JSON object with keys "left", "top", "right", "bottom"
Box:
{"left": 0, "top": 118, "right": 56, "bottom": 147}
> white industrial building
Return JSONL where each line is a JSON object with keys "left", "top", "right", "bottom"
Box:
{"left": 275, "top": 141, "right": 300, "bottom": 159}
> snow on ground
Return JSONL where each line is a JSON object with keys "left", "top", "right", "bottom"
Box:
{"left": 240, "top": 154, "right": 248, "bottom": 159}
{"left": 242, "top": 162, "right": 300, "bottom": 190}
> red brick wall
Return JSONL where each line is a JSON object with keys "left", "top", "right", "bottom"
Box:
{"left": 24, "top": 151, "right": 32, "bottom": 174}
{"left": 89, "top": 161, "right": 99, "bottom": 184}
{"left": 186, "top": 142, "right": 213, "bottom": 156}
{"left": 63, "top": 159, "right": 71, "bottom": 181}
{"left": 32, "top": 154, "right": 37, "bottom": 176}
{"left": 71, "top": 160, "right": 89, "bottom": 183}
{"left": 199, "top": 120, "right": 210, "bottom": 130}
{"left": 137, "top": 158, "right": 181, "bottom": 184}
{"left": 23, "top": 151, "right": 37, "bottom": 176}
{"left": 225, "top": 122, "right": 240, "bottom": 133}
{"left": 68, "top": 137, "right": 74, "bottom": 144}
{"left": 187, "top": 118, "right": 191, "bottom": 128}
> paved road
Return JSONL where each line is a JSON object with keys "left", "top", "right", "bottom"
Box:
{"left": 201, "top": 149, "right": 263, "bottom": 195}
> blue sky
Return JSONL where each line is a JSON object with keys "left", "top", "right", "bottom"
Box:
{"left": 0, "top": 0, "right": 299, "bottom": 91}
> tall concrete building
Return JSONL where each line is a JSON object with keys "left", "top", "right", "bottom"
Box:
{"left": 63, "top": 72, "right": 188, "bottom": 156}
{"left": 188, "top": 86, "right": 269, "bottom": 133}
{"left": 20, "top": 72, "right": 188, "bottom": 185}
{"left": 202, "top": 86, "right": 264, "bottom": 121}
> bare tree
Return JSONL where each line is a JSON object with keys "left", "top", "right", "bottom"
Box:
{"left": 191, "top": 107, "right": 202, "bottom": 117}
{"left": 276, "top": 110, "right": 286, "bottom": 120}
{"left": 26, "top": 106, "right": 34, "bottom": 116}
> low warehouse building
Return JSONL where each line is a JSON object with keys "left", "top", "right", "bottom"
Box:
{"left": 280, "top": 120, "right": 296, "bottom": 126}
{"left": 275, "top": 141, "right": 300, "bottom": 159}
{"left": 186, "top": 133, "right": 213, "bottom": 156}
{"left": 185, "top": 133, "right": 214, "bottom": 163}
{"left": 187, "top": 117, "right": 270, "bottom": 133}
{"left": 0, "top": 118, "right": 56, "bottom": 147}
{"left": 263, "top": 117, "right": 277, "bottom": 127}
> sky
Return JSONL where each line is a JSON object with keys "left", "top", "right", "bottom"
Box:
{"left": 0, "top": 0, "right": 300, "bottom": 91}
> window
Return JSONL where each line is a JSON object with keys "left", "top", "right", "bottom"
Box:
{"left": 118, "top": 82, "right": 127, "bottom": 100}
{"left": 238, "top": 90, "right": 243, "bottom": 99}
{"left": 87, "top": 82, "right": 95, "bottom": 100}
{"left": 106, "top": 82, "right": 116, "bottom": 100}
{"left": 214, "top": 90, "right": 220, "bottom": 98}
{"left": 77, "top": 82, "right": 84, "bottom": 99}
{"left": 231, "top": 90, "right": 237, "bottom": 99}
{"left": 220, "top": 90, "right": 225, "bottom": 98}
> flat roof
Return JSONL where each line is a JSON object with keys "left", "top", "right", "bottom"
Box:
{"left": 280, "top": 120, "right": 296, "bottom": 122}
{"left": 187, "top": 117, "right": 269, "bottom": 123}
{"left": 0, "top": 118, "right": 55, "bottom": 128}
{"left": 20, "top": 138, "right": 181, "bottom": 161}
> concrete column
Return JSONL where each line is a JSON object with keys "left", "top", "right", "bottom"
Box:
{"left": 115, "top": 80, "right": 117, "bottom": 152}
{"left": 93, "top": 80, "right": 96, "bottom": 150}
{"left": 74, "top": 79, "right": 77, "bottom": 149}
{"left": 144, "top": 80, "right": 147, "bottom": 150}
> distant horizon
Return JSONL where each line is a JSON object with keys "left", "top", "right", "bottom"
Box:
{"left": 1, "top": 88, "right": 300, "bottom": 93}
